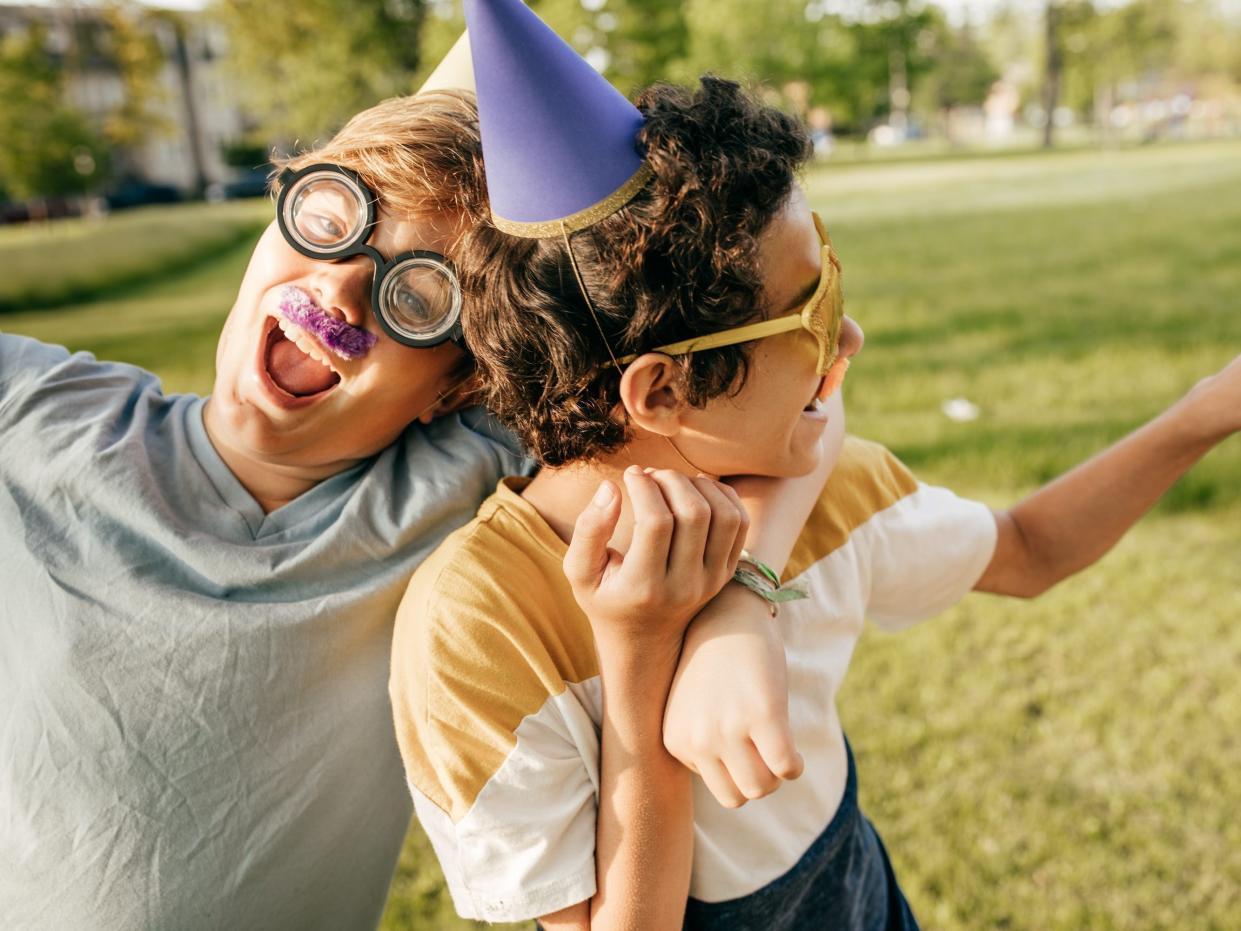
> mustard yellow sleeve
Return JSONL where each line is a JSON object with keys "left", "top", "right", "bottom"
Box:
{"left": 388, "top": 528, "right": 603, "bottom": 923}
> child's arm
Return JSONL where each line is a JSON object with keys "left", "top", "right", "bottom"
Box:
{"left": 976, "top": 357, "right": 1241, "bottom": 597}
{"left": 544, "top": 467, "right": 749, "bottom": 930}
{"left": 662, "top": 431, "right": 840, "bottom": 807}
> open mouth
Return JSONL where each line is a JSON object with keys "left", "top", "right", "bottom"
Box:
{"left": 262, "top": 317, "right": 342, "bottom": 398}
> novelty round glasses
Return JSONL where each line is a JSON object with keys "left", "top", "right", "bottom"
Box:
{"left": 611, "top": 212, "right": 844, "bottom": 376}
{"left": 275, "top": 163, "right": 463, "bottom": 348}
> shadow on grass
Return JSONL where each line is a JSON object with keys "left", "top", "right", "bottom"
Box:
{"left": 61, "top": 316, "right": 226, "bottom": 382}
{"left": 0, "top": 221, "right": 267, "bottom": 315}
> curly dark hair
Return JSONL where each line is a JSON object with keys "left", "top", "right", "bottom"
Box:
{"left": 459, "top": 76, "right": 812, "bottom": 466}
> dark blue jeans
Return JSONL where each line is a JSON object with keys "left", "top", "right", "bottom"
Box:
{"left": 683, "top": 739, "right": 920, "bottom": 931}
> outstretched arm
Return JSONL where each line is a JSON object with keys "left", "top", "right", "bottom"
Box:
{"left": 543, "top": 467, "right": 749, "bottom": 930}
{"left": 977, "top": 357, "right": 1241, "bottom": 598}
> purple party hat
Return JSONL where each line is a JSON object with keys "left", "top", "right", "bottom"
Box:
{"left": 464, "top": 0, "right": 652, "bottom": 238}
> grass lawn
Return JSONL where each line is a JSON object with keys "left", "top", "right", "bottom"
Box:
{"left": 0, "top": 199, "right": 270, "bottom": 313}
{"left": 3, "top": 140, "right": 1239, "bottom": 930}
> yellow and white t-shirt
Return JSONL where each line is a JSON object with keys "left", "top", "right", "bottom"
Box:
{"left": 390, "top": 437, "right": 997, "bottom": 923}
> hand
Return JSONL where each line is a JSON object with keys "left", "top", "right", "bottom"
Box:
{"left": 663, "top": 587, "right": 804, "bottom": 808}
{"left": 563, "top": 466, "right": 750, "bottom": 652}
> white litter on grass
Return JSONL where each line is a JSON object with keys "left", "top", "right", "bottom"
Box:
{"left": 941, "top": 397, "right": 981, "bottom": 422}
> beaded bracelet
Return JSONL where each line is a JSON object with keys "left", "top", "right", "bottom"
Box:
{"left": 731, "top": 549, "right": 809, "bottom": 618}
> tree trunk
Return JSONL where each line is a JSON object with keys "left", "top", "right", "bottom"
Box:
{"left": 1095, "top": 80, "right": 1114, "bottom": 148}
{"left": 889, "top": 43, "right": 909, "bottom": 137}
{"left": 172, "top": 18, "right": 209, "bottom": 198}
{"left": 1042, "top": 0, "right": 1062, "bottom": 149}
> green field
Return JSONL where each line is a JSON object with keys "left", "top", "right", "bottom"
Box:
{"left": 2, "top": 141, "right": 1239, "bottom": 930}
{"left": 0, "top": 200, "right": 270, "bottom": 313}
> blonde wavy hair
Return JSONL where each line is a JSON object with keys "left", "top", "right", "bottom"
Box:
{"left": 271, "top": 90, "right": 486, "bottom": 232}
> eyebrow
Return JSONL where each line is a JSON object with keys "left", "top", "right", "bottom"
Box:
{"left": 775, "top": 269, "right": 822, "bottom": 316}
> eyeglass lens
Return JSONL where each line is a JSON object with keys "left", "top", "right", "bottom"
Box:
{"left": 281, "top": 168, "right": 462, "bottom": 346}
{"left": 284, "top": 171, "right": 372, "bottom": 254}
{"left": 378, "top": 258, "right": 461, "bottom": 343}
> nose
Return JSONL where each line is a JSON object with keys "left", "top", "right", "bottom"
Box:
{"left": 312, "top": 256, "right": 373, "bottom": 327}
{"left": 838, "top": 315, "right": 864, "bottom": 360}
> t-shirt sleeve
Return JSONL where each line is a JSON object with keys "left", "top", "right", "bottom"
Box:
{"left": 0, "top": 334, "right": 161, "bottom": 471}
{"left": 390, "top": 550, "right": 600, "bottom": 923}
{"left": 0, "top": 333, "right": 72, "bottom": 421}
{"left": 861, "top": 451, "right": 998, "bottom": 631}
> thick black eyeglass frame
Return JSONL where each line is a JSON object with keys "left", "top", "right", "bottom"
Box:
{"left": 274, "top": 162, "right": 463, "bottom": 348}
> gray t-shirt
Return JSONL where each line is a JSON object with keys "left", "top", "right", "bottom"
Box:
{"left": 0, "top": 333, "right": 528, "bottom": 930}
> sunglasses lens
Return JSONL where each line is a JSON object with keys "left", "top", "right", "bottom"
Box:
{"left": 377, "top": 257, "right": 462, "bottom": 344}
{"left": 282, "top": 170, "right": 370, "bottom": 255}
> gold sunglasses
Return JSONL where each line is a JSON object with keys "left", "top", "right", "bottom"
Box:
{"left": 609, "top": 212, "right": 844, "bottom": 375}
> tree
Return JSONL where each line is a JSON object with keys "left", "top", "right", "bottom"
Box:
{"left": 95, "top": 3, "right": 167, "bottom": 152}
{"left": 605, "top": 0, "right": 688, "bottom": 94}
{"left": 917, "top": 19, "right": 999, "bottom": 142}
{"left": 212, "top": 0, "right": 429, "bottom": 144}
{"left": 673, "top": 0, "right": 818, "bottom": 85}
{"left": 1169, "top": 0, "right": 1241, "bottom": 81}
{"left": 0, "top": 24, "right": 108, "bottom": 200}
{"left": 847, "top": 0, "right": 942, "bottom": 131}
{"left": 1041, "top": 0, "right": 1065, "bottom": 147}
{"left": 670, "top": 0, "right": 871, "bottom": 129}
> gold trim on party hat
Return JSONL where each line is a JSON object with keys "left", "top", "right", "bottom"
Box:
{"left": 490, "top": 162, "right": 654, "bottom": 239}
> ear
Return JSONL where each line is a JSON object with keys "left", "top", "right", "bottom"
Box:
{"left": 617, "top": 353, "right": 686, "bottom": 438}
{"left": 417, "top": 373, "right": 483, "bottom": 425}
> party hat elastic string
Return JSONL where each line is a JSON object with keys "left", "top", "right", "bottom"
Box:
{"left": 559, "top": 221, "right": 709, "bottom": 476}
{"left": 560, "top": 221, "right": 624, "bottom": 372}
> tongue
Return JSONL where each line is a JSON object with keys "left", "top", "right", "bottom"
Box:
{"left": 267, "top": 333, "right": 339, "bottom": 397}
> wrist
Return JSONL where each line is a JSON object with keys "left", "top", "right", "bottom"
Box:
{"left": 594, "top": 628, "right": 683, "bottom": 680}
{"left": 684, "top": 583, "right": 782, "bottom": 650}
{"left": 1170, "top": 384, "right": 1233, "bottom": 451}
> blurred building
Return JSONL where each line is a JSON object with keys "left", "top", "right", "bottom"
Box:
{"left": 0, "top": 3, "right": 256, "bottom": 198}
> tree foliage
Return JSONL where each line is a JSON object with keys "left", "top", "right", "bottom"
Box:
{"left": 0, "top": 24, "right": 108, "bottom": 200}
{"left": 669, "top": 0, "right": 957, "bottom": 131}
{"left": 920, "top": 21, "right": 998, "bottom": 114}
{"left": 223, "top": 0, "right": 1241, "bottom": 148}
{"left": 0, "top": 3, "right": 165, "bottom": 200}
{"left": 1053, "top": 0, "right": 1175, "bottom": 114}
{"left": 603, "top": 0, "right": 688, "bottom": 94}
{"left": 212, "top": 0, "right": 429, "bottom": 144}
{"left": 96, "top": 3, "right": 168, "bottom": 151}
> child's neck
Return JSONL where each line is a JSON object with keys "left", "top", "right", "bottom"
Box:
{"left": 201, "top": 400, "right": 363, "bottom": 514}
{"left": 521, "top": 434, "right": 708, "bottom": 548}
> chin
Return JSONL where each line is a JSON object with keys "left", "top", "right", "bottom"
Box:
{"left": 779, "top": 425, "right": 847, "bottom": 478}
{"left": 209, "top": 388, "right": 302, "bottom": 456}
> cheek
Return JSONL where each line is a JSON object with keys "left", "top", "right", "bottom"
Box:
{"left": 215, "top": 326, "right": 231, "bottom": 371}
{"left": 364, "top": 344, "right": 463, "bottom": 418}
{"left": 723, "top": 360, "right": 804, "bottom": 439}
{"left": 214, "top": 310, "right": 247, "bottom": 376}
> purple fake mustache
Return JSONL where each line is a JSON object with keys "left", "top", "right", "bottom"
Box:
{"left": 277, "top": 286, "right": 378, "bottom": 361}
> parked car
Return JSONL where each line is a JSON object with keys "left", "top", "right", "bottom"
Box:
{"left": 0, "top": 196, "right": 99, "bottom": 224}
{"left": 205, "top": 166, "right": 271, "bottom": 202}
{"left": 106, "top": 180, "right": 183, "bottom": 211}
